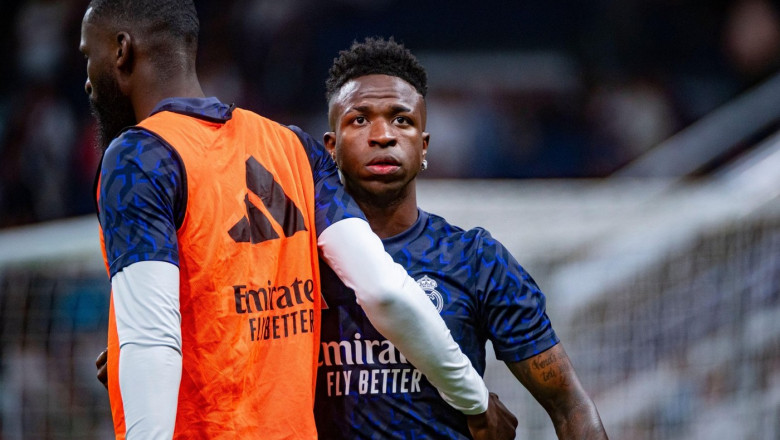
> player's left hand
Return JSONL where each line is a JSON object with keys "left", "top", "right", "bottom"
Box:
{"left": 96, "top": 347, "right": 108, "bottom": 389}
{"left": 466, "top": 392, "right": 517, "bottom": 439}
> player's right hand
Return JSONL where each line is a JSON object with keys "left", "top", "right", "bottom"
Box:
{"left": 96, "top": 347, "right": 108, "bottom": 389}
{"left": 466, "top": 392, "right": 518, "bottom": 440}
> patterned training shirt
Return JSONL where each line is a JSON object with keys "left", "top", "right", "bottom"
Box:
{"left": 315, "top": 209, "right": 559, "bottom": 439}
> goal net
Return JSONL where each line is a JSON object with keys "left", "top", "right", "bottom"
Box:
{"left": 0, "top": 217, "right": 112, "bottom": 439}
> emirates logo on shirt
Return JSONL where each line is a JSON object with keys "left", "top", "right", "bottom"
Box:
{"left": 417, "top": 275, "right": 443, "bottom": 313}
{"left": 228, "top": 156, "right": 308, "bottom": 243}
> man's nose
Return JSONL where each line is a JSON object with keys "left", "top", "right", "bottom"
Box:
{"left": 369, "top": 120, "right": 396, "bottom": 147}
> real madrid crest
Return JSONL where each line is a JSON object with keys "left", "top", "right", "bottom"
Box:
{"left": 416, "top": 275, "right": 443, "bottom": 312}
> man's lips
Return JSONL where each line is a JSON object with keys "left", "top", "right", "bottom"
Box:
{"left": 366, "top": 158, "right": 401, "bottom": 174}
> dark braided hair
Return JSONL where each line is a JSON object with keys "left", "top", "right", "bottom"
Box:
{"left": 325, "top": 37, "right": 428, "bottom": 103}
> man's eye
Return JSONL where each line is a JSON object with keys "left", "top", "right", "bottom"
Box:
{"left": 395, "top": 117, "right": 408, "bottom": 124}
{"left": 354, "top": 116, "right": 366, "bottom": 124}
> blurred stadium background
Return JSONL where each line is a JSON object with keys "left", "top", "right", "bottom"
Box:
{"left": 1, "top": 0, "right": 778, "bottom": 438}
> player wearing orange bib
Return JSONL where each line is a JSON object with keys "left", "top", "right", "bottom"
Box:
{"left": 97, "top": 107, "right": 324, "bottom": 438}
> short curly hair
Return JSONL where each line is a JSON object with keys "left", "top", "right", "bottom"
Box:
{"left": 325, "top": 37, "right": 428, "bottom": 103}
{"left": 87, "top": 0, "right": 199, "bottom": 44}
{"left": 86, "top": 0, "right": 199, "bottom": 77}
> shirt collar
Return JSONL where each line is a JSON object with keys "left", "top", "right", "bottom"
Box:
{"left": 149, "top": 97, "right": 233, "bottom": 122}
{"left": 381, "top": 208, "right": 429, "bottom": 253}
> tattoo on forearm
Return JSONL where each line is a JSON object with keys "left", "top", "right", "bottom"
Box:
{"left": 531, "top": 351, "right": 571, "bottom": 387}
{"left": 531, "top": 352, "right": 557, "bottom": 370}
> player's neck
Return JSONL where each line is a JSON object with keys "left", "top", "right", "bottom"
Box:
{"left": 358, "top": 194, "right": 419, "bottom": 240}
{"left": 132, "top": 73, "right": 205, "bottom": 122}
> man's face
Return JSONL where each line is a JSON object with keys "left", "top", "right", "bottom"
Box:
{"left": 79, "top": 8, "right": 136, "bottom": 152}
{"left": 326, "top": 74, "right": 429, "bottom": 205}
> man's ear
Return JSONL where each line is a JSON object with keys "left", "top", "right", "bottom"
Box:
{"left": 115, "top": 31, "right": 133, "bottom": 72}
{"left": 323, "top": 132, "right": 337, "bottom": 158}
{"left": 422, "top": 131, "right": 430, "bottom": 156}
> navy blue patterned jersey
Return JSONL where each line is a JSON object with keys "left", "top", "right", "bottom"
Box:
{"left": 96, "top": 97, "right": 364, "bottom": 277}
{"left": 315, "top": 209, "right": 559, "bottom": 439}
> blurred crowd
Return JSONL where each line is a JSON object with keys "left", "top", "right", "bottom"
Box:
{"left": 1, "top": 0, "right": 779, "bottom": 228}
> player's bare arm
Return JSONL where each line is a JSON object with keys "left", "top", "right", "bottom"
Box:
{"left": 507, "top": 344, "right": 608, "bottom": 439}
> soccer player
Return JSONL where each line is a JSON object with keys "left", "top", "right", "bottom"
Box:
{"left": 313, "top": 37, "right": 609, "bottom": 439}
{"left": 81, "top": 1, "right": 514, "bottom": 438}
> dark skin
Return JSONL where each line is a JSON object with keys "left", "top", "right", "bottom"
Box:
{"left": 83, "top": 1, "right": 203, "bottom": 395}
{"left": 324, "top": 74, "right": 428, "bottom": 239}
{"left": 95, "top": 72, "right": 607, "bottom": 440}
{"left": 96, "top": 72, "right": 609, "bottom": 438}
{"left": 507, "top": 346, "right": 608, "bottom": 439}
{"left": 86, "top": 8, "right": 518, "bottom": 436}
{"left": 324, "top": 74, "right": 609, "bottom": 439}
{"left": 78, "top": 7, "right": 204, "bottom": 132}
{"left": 83, "top": 0, "right": 203, "bottom": 414}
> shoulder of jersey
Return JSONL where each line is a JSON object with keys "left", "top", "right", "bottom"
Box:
{"left": 426, "top": 212, "right": 487, "bottom": 244}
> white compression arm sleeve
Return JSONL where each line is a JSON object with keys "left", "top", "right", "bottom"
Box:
{"left": 318, "top": 217, "right": 489, "bottom": 414}
{"left": 112, "top": 260, "right": 182, "bottom": 439}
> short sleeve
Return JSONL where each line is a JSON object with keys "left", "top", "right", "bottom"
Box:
{"left": 473, "top": 230, "right": 559, "bottom": 362}
{"left": 98, "top": 129, "right": 184, "bottom": 277}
